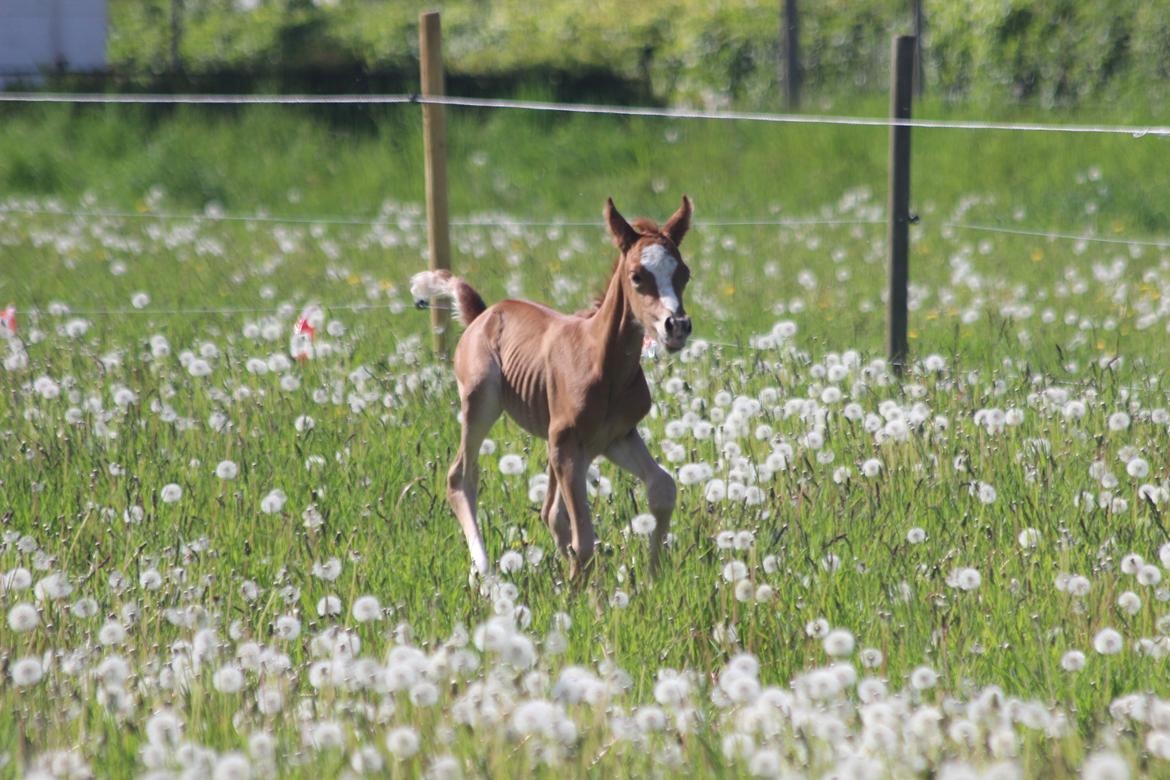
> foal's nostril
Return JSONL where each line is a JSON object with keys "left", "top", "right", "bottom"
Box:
{"left": 664, "top": 316, "right": 691, "bottom": 340}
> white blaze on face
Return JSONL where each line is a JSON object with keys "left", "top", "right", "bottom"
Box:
{"left": 639, "top": 244, "right": 680, "bottom": 314}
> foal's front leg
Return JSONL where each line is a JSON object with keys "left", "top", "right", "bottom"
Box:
{"left": 549, "top": 430, "right": 595, "bottom": 582}
{"left": 605, "top": 430, "right": 676, "bottom": 575}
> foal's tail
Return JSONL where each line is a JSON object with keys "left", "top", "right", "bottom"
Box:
{"left": 409, "top": 270, "right": 488, "bottom": 325}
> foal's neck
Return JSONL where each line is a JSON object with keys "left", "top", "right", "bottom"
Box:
{"left": 587, "top": 269, "right": 644, "bottom": 381}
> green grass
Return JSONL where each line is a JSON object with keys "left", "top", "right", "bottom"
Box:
{"left": 2, "top": 104, "right": 1170, "bottom": 777}
{"left": 2, "top": 99, "right": 1169, "bottom": 227}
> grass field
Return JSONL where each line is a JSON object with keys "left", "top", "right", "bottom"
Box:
{"left": 4, "top": 103, "right": 1170, "bottom": 778}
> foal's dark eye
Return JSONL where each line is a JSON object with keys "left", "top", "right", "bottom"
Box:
{"left": 631, "top": 272, "right": 643, "bottom": 285}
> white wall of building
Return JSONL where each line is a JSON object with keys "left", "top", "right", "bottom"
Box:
{"left": 0, "top": 0, "right": 107, "bottom": 75}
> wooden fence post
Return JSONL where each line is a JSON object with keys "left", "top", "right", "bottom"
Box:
{"left": 782, "top": 0, "right": 801, "bottom": 109}
{"left": 887, "top": 35, "right": 915, "bottom": 375}
{"left": 170, "top": 0, "right": 184, "bottom": 73}
{"left": 912, "top": 0, "right": 925, "bottom": 98}
{"left": 419, "top": 11, "right": 452, "bottom": 358}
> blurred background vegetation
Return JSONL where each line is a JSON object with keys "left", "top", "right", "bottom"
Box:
{"left": 87, "top": 0, "right": 1170, "bottom": 110}
{"left": 4, "top": 0, "right": 1170, "bottom": 222}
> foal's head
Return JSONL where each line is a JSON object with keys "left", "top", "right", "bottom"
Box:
{"left": 604, "top": 196, "right": 693, "bottom": 352}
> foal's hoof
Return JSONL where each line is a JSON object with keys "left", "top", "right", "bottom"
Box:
{"left": 467, "top": 565, "right": 488, "bottom": 589}
{"left": 469, "top": 567, "right": 500, "bottom": 598}
{"left": 567, "top": 557, "right": 597, "bottom": 587}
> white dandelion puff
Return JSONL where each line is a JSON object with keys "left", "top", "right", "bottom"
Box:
{"left": 805, "top": 618, "right": 830, "bottom": 639}
{"left": 274, "top": 615, "right": 301, "bottom": 641}
{"left": 352, "top": 595, "right": 382, "bottom": 622}
{"left": 1139, "top": 565, "right": 1162, "bottom": 587}
{"left": 1018, "top": 528, "right": 1040, "bottom": 548}
{"left": 722, "top": 560, "right": 749, "bottom": 582}
{"left": 260, "top": 489, "right": 287, "bottom": 514}
{"left": 313, "top": 558, "right": 341, "bottom": 581}
{"left": 1067, "top": 575, "right": 1092, "bottom": 597}
{"left": 910, "top": 665, "right": 938, "bottom": 690}
{"left": 213, "top": 664, "right": 245, "bottom": 694}
{"left": 386, "top": 726, "right": 420, "bottom": 759}
{"left": 1093, "top": 628, "right": 1124, "bottom": 655}
{"left": 317, "top": 595, "right": 341, "bottom": 617}
{"left": 1061, "top": 650, "right": 1086, "bottom": 672}
{"left": 631, "top": 513, "right": 657, "bottom": 536}
{"left": 1081, "top": 752, "right": 1129, "bottom": 780}
{"left": 823, "top": 628, "right": 855, "bottom": 657}
{"left": 140, "top": 569, "right": 163, "bottom": 591}
{"left": 498, "top": 454, "right": 525, "bottom": 476}
{"left": 1118, "top": 591, "right": 1142, "bottom": 615}
{"left": 1121, "top": 554, "right": 1144, "bottom": 575}
{"left": 98, "top": 620, "right": 126, "bottom": 645}
{"left": 7, "top": 603, "right": 38, "bottom": 632}
{"left": 498, "top": 551, "right": 524, "bottom": 574}
{"left": 10, "top": 656, "right": 43, "bottom": 686}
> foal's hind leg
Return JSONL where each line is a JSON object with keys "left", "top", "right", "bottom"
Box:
{"left": 549, "top": 430, "right": 596, "bottom": 582}
{"left": 539, "top": 463, "right": 573, "bottom": 557}
{"left": 447, "top": 370, "right": 502, "bottom": 577}
{"left": 606, "top": 430, "right": 676, "bottom": 576}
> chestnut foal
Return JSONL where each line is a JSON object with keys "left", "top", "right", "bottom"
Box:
{"left": 412, "top": 196, "right": 694, "bottom": 581}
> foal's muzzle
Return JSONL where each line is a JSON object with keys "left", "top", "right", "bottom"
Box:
{"left": 662, "top": 314, "right": 692, "bottom": 351}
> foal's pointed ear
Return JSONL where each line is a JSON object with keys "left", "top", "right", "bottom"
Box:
{"left": 604, "top": 198, "right": 639, "bottom": 253}
{"left": 663, "top": 195, "right": 693, "bottom": 247}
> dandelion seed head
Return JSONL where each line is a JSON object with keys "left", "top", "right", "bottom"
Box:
{"left": 213, "top": 664, "right": 245, "bottom": 694}
{"left": 1061, "top": 650, "right": 1086, "bottom": 672}
{"left": 823, "top": 628, "right": 855, "bottom": 657}
{"left": 8, "top": 602, "right": 39, "bottom": 632}
{"left": 910, "top": 665, "right": 938, "bottom": 690}
{"left": 1093, "top": 628, "right": 1124, "bottom": 655}
{"left": 386, "top": 726, "right": 420, "bottom": 759}
{"left": 722, "top": 560, "right": 749, "bottom": 583}
{"left": 498, "top": 454, "right": 525, "bottom": 476}
{"left": 10, "top": 656, "right": 43, "bottom": 686}
{"left": 1081, "top": 752, "right": 1130, "bottom": 780}
{"left": 260, "top": 489, "right": 287, "bottom": 514}
{"left": 626, "top": 513, "right": 656, "bottom": 536}
{"left": 1018, "top": 528, "right": 1040, "bottom": 548}
{"left": 1118, "top": 591, "right": 1142, "bottom": 616}
{"left": 317, "top": 595, "right": 342, "bottom": 617}
{"left": 352, "top": 595, "right": 381, "bottom": 622}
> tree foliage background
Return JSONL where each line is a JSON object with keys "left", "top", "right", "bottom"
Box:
{"left": 107, "top": 0, "right": 1170, "bottom": 108}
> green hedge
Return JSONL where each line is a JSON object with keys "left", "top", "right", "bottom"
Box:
{"left": 107, "top": 0, "right": 1170, "bottom": 106}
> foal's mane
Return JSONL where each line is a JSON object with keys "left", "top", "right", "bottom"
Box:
{"left": 574, "top": 219, "right": 662, "bottom": 318}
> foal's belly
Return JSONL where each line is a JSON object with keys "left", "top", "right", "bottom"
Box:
{"left": 581, "top": 399, "right": 649, "bottom": 456}
{"left": 500, "top": 380, "right": 550, "bottom": 439}
{"left": 478, "top": 298, "right": 649, "bottom": 449}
